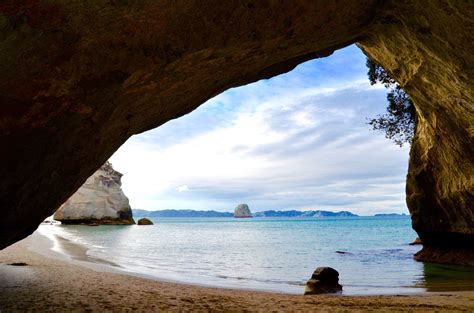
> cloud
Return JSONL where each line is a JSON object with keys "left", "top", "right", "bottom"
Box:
{"left": 177, "top": 185, "right": 190, "bottom": 192}
{"left": 110, "top": 45, "right": 409, "bottom": 215}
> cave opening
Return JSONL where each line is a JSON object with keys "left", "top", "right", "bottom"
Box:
{"left": 1, "top": 2, "right": 473, "bottom": 309}
{"left": 48, "top": 44, "right": 457, "bottom": 295}
{"left": 83, "top": 43, "right": 470, "bottom": 294}
{"left": 21, "top": 40, "right": 474, "bottom": 295}
{"left": 111, "top": 44, "right": 411, "bottom": 216}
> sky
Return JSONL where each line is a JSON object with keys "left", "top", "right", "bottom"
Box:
{"left": 110, "top": 44, "right": 410, "bottom": 215}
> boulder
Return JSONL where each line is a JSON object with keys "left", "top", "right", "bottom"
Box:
{"left": 234, "top": 204, "right": 252, "bottom": 218}
{"left": 304, "top": 267, "right": 342, "bottom": 295}
{"left": 137, "top": 218, "right": 154, "bottom": 225}
{"left": 53, "top": 162, "right": 135, "bottom": 225}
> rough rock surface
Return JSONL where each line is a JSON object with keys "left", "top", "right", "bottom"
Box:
{"left": 0, "top": 0, "right": 379, "bottom": 249}
{"left": 409, "top": 237, "right": 422, "bottom": 246}
{"left": 234, "top": 204, "right": 252, "bottom": 218}
{"left": 304, "top": 267, "right": 342, "bottom": 295}
{"left": 0, "top": 1, "right": 472, "bottom": 265}
{"left": 414, "top": 247, "right": 474, "bottom": 267}
{"left": 357, "top": 1, "right": 474, "bottom": 264}
{"left": 137, "top": 218, "right": 154, "bottom": 226}
{"left": 54, "top": 162, "right": 134, "bottom": 225}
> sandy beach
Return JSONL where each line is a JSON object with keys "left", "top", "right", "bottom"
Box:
{"left": 0, "top": 231, "right": 473, "bottom": 312}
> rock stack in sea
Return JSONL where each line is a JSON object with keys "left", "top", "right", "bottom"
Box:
{"left": 54, "top": 162, "right": 135, "bottom": 225}
{"left": 304, "top": 267, "right": 343, "bottom": 295}
{"left": 234, "top": 204, "right": 252, "bottom": 218}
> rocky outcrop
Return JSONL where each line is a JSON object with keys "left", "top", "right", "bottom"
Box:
{"left": 304, "top": 267, "right": 342, "bottom": 295}
{"left": 234, "top": 204, "right": 252, "bottom": 218}
{"left": 54, "top": 162, "right": 135, "bottom": 225}
{"left": 414, "top": 247, "right": 474, "bottom": 267}
{"left": 0, "top": 1, "right": 381, "bottom": 249}
{"left": 137, "top": 218, "right": 153, "bottom": 225}
{"left": 357, "top": 1, "right": 474, "bottom": 264}
{"left": 409, "top": 237, "right": 422, "bottom": 246}
{"left": 0, "top": 2, "right": 472, "bottom": 265}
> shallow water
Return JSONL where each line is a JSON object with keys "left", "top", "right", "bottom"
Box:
{"left": 39, "top": 217, "right": 474, "bottom": 295}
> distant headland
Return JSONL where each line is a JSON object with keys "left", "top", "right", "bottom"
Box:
{"left": 132, "top": 209, "right": 409, "bottom": 218}
{"left": 133, "top": 209, "right": 233, "bottom": 218}
{"left": 374, "top": 213, "right": 408, "bottom": 217}
{"left": 253, "top": 210, "right": 357, "bottom": 218}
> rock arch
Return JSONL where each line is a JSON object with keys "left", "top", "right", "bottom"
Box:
{"left": 0, "top": 1, "right": 472, "bottom": 263}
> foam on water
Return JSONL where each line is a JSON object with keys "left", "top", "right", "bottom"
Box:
{"left": 38, "top": 217, "right": 474, "bottom": 295}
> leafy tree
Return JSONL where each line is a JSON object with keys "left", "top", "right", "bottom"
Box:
{"left": 366, "top": 58, "right": 416, "bottom": 147}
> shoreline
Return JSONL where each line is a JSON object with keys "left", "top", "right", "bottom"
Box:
{"left": 0, "top": 231, "right": 473, "bottom": 311}
{"left": 35, "top": 224, "right": 474, "bottom": 296}
{"left": 35, "top": 229, "right": 420, "bottom": 297}
{"left": 34, "top": 228, "right": 298, "bottom": 295}
{"left": 36, "top": 229, "right": 296, "bottom": 295}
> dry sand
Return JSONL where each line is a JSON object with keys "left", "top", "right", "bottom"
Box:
{"left": 0, "top": 231, "right": 473, "bottom": 312}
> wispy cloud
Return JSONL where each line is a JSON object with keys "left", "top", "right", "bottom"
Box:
{"left": 177, "top": 185, "right": 190, "bottom": 192}
{"left": 110, "top": 45, "right": 409, "bottom": 215}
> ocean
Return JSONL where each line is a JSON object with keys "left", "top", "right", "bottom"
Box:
{"left": 38, "top": 216, "right": 474, "bottom": 295}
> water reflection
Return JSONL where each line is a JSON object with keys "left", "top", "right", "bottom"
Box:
{"left": 417, "top": 262, "right": 474, "bottom": 292}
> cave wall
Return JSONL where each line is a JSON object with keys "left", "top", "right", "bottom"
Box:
{"left": 0, "top": 1, "right": 472, "bottom": 263}
{"left": 357, "top": 0, "right": 474, "bottom": 263}
{"left": 0, "top": 0, "right": 379, "bottom": 249}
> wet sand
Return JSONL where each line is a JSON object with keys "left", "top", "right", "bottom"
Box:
{"left": 0, "top": 232, "right": 473, "bottom": 312}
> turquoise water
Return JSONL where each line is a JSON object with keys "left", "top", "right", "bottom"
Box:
{"left": 39, "top": 217, "right": 474, "bottom": 295}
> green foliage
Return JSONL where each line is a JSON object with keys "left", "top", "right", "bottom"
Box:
{"left": 366, "top": 58, "right": 396, "bottom": 87}
{"left": 366, "top": 58, "right": 416, "bottom": 147}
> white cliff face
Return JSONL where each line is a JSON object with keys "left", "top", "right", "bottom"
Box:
{"left": 54, "top": 162, "right": 135, "bottom": 224}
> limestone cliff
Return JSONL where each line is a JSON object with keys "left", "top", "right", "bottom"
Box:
{"left": 54, "top": 162, "right": 135, "bottom": 225}
{"left": 357, "top": 0, "right": 474, "bottom": 264}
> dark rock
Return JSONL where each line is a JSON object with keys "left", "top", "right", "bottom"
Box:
{"left": 8, "top": 262, "right": 28, "bottom": 266}
{"left": 358, "top": 1, "right": 474, "bottom": 262}
{"left": 0, "top": 1, "right": 382, "bottom": 249}
{"left": 414, "top": 247, "right": 474, "bottom": 267}
{"left": 311, "top": 267, "right": 340, "bottom": 282}
{"left": 304, "top": 267, "right": 342, "bottom": 295}
{"left": 409, "top": 237, "right": 422, "bottom": 245}
{"left": 137, "top": 218, "right": 154, "bottom": 225}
